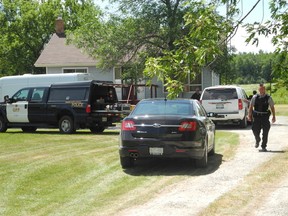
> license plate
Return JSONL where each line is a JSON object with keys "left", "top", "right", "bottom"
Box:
{"left": 102, "top": 117, "right": 107, "bottom": 122}
{"left": 216, "top": 104, "right": 224, "bottom": 109}
{"left": 149, "top": 147, "right": 163, "bottom": 155}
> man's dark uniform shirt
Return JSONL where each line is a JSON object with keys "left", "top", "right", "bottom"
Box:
{"left": 250, "top": 94, "right": 274, "bottom": 149}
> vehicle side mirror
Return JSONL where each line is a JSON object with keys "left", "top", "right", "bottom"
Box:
{"left": 4, "top": 95, "right": 11, "bottom": 103}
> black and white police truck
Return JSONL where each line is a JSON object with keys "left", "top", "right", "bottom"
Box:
{"left": 0, "top": 80, "right": 129, "bottom": 134}
{"left": 0, "top": 73, "right": 91, "bottom": 102}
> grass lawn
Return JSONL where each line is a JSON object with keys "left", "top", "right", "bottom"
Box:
{"left": 275, "top": 104, "right": 288, "bottom": 116}
{"left": 240, "top": 84, "right": 288, "bottom": 104}
{"left": 0, "top": 129, "right": 238, "bottom": 216}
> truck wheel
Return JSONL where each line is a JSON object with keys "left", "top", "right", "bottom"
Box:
{"left": 0, "top": 116, "right": 8, "bottom": 132}
{"left": 90, "top": 126, "right": 105, "bottom": 133}
{"left": 22, "top": 126, "right": 37, "bottom": 133}
{"left": 59, "top": 115, "right": 75, "bottom": 134}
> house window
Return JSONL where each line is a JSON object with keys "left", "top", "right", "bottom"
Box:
{"left": 188, "top": 72, "right": 202, "bottom": 91}
{"left": 114, "top": 67, "right": 122, "bottom": 80}
{"left": 63, "top": 68, "right": 88, "bottom": 73}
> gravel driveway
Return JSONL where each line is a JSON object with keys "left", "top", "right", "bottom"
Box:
{"left": 119, "top": 116, "right": 288, "bottom": 216}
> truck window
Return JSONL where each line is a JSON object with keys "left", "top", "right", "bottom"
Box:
{"left": 31, "top": 88, "right": 45, "bottom": 102}
{"left": 12, "top": 89, "right": 30, "bottom": 102}
{"left": 48, "top": 88, "right": 88, "bottom": 102}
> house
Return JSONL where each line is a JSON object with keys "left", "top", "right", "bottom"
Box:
{"left": 34, "top": 17, "right": 112, "bottom": 81}
{"left": 34, "top": 17, "right": 219, "bottom": 101}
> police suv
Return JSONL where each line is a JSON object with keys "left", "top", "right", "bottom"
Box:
{"left": 0, "top": 80, "right": 129, "bottom": 133}
{"left": 200, "top": 85, "right": 249, "bottom": 128}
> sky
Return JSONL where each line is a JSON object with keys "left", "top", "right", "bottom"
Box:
{"left": 95, "top": 0, "right": 275, "bottom": 53}
{"left": 227, "top": 0, "right": 275, "bottom": 53}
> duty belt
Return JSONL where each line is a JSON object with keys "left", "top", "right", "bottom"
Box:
{"left": 253, "top": 111, "right": 269, "bottom": 116}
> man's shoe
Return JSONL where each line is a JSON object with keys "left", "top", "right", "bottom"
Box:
{"left": 255, "top": 141, "right": 260, "bottom": 148}
{"left": 259, "top": 148, "right": 267, "bottom": 152}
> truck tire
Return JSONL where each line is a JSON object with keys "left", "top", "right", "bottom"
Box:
{"left": 0, "top": 116, "right": 8, "bottom": 132}
{"left": 59, "top": 115, "right": 75, "bottom": 134}
{"left": 90, "top": 126, "right": 105, "bottom": 133}
{"left": 21, "top": 126, "right": 37, "bottom": 133}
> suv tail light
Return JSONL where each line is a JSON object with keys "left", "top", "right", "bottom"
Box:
{"left": 86, "top": 104, "right": 91, "bottom": 113}
{"left": 178, "top": 121, "right": 197, "bottom": 131}
{"left": 122, "top": 120, "right": 136, "bottom": 131}
{"left": 238, "top": 99, "right": 243, "bottom": 110}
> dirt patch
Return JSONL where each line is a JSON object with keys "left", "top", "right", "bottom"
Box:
{"left": 118, "top": 116, "right": 288, "bottom": 216}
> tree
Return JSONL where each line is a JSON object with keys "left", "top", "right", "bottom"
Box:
{"left": 70, "top": 0, "right": 234, "bottom": 97}
{"left": 245, "top": 0, "right": 288, "bottom": 88}
{"left": 0, "top": 0, "right": 97, "bottom": 76}
{"left": 228, "top": 52, "right": 274, "bottom": 84}
{"left": 145, "top": 2, "right": 232, "bottom": 98}
{"left": 70, "top": 0, "right": 192, "bottom": 83}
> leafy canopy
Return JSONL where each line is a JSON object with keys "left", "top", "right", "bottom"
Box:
{"left": 0, "top": 0, "right": 97, "bottom": 76}
{"left": 70, "top": 0, "right": 233, "bottom": 97}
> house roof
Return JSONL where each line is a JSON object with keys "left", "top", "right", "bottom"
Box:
{"left": 34, "top": 33, "right": 97, "bottom": 67}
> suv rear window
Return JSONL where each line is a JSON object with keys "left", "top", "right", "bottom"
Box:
{"left": 202, "top": 88, "right": 237, "bottom": 100}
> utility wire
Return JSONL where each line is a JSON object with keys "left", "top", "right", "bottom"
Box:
{"left": 207, "top": 0, "right": 262, "bottom": 67}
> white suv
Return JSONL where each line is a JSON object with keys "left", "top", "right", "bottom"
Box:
{"left": 200, "top": 85, "right": 249, "bottom": 128}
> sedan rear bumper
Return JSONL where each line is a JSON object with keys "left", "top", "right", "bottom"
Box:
{"left": 119, "top": 140, "right": 205, "bottom": 160}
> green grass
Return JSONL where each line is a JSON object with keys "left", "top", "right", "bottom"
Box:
{"left": 239, "top": 84, "right": 288, "bottom": 116}
{"left": 275, "top": 104, "right": 288, "bottom": 116}
{"left": 215, "top": 131, "right": 239, "bottom": 160}
{"left": 239, "top": 83, "right": 288, "bottom": 104}
{"left": 0, "top": 129, "right": 238, "bottom": 216}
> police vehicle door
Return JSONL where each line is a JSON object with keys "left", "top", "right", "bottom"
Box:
{"left": 6, "top": 88, "right": 30, "bottom": 123}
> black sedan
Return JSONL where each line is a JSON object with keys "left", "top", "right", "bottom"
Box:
{"left": 119, "top": 98, "right": 216, "bottom": 168}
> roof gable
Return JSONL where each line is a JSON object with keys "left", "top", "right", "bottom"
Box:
{"left": 34, "top": 33, "right": 97, "bottom": 67}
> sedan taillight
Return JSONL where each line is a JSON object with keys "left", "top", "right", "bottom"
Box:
{"left": 178, "top": 121, "right": 197, "bottom": 131}
{"left": 122, "top": 120, "right": 136, "bottom": 131}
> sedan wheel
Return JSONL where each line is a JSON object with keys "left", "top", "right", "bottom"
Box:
{"left": 120, "top": 156, "right": 134, "bottom": 168}
{"left": 208, "top": 135, "right": 215, "bottom": 156}
{"left": 195, "top": 140, "right": 208, "bottom": 168}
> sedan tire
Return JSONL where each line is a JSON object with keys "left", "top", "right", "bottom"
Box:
{"left": 208, "top": 135, "right": 215, "bottom": 156}
{"left": 195, "top": 140, "right": 208, "bottom": 168}
{"left": 120, "top": 156, "right": 134, "bottom": 169}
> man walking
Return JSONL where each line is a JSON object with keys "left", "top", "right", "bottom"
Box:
{"left": 248, "top": 84, "right": 276, "bottom": 152}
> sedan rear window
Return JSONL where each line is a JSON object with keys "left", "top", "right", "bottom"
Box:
{"left": 202, "top": 88, "right": 237, "bottom": 100}
{"left": 132, "top": 101, "right": 194, "bottom": 116}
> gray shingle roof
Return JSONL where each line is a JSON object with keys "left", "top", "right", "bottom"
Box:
{"left": 34, "top": 33, "right": 97, "bottom": 67}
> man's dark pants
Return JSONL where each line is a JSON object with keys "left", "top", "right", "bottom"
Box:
{"left": 252, "top": 114, "right": 271, "bottom": 149}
